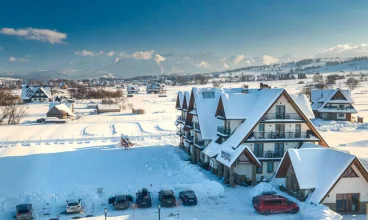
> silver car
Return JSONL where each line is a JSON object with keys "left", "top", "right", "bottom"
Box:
{"left": 66, "top": 199, "right": 82, "bottom": 213}
{"left": 16, "top": 204, "right": 33, "bottom": 220}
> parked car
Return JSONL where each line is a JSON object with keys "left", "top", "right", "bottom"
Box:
{"left": 252, "top": 194, "right": 299, "bottom": 215}
{"left": 15, "top": 204, "right": 33, "bottom": 220}
{"left": 136, "top": 188, "right": 152, "bottom": 208}
{"left": 108, "top": 195, "right": 133, "bottom": 210}
{"left": 66, "top": 199, "right": 83, "bottom": 213}
{"left": 36, "top": 118, "right": 45, "bottom": 123}
{"left": 179, "top": 190, "right": 197, "bottom": 206}
{"left": 158, "top": 189, "right": 176, "bottom": 207}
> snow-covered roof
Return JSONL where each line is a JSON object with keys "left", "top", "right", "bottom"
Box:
{"left": 49, "top": 102, "right": 60, "bottom": 110}
{"left": 177, "top": 91, "right": 184, "bottom": 109}
{"left": 290, "top": 94, "right": 315, "bottom": 119}
{"left": 298, "top": 142, "right": 324, "bottom": 149}
{"left": 49, "top": 104, "right": 74, "bottom": 116}
{"left": 215, "top": 89, "right": 284, "bottom": 157}
{"left": 311, "top": 89, "right": 355, "bottom": 111}
{"left": 284, "top": 148, "right": 355, "bottom": 204}
{"left": 215, "top": 144, "right": 261, "bottom": 168}
{"left": 202, "top": 141, "right": 221, "bottom": 158}
{"left": 193, "top": 88, "right": 226, "bottom": 140}
{"left": 21, "top": 85, "right": 52, "bottom": 100}
{"left": 184, "top": 91, "right": 191, "bottom": 108}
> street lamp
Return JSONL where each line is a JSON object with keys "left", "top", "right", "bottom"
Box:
{"left": 158, "top": 205, "right": 161, "bottom": 220}
{"left": 104, "top": 207, "right": 107, "bottom": 220}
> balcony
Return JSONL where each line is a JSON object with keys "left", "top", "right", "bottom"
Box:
{"left": 184, "top": 134, "right": 193, "bottom": 143}
{"left": 176, "top": 128, "right": 184, "bottom": 136}
{"left": 185, "top": 122, "right": 193, "bottom": 128}
{"left": 176, "top": 115, "right": 185, "bottom": 122}
{"left": 194, "top": 122, "right": 201, "bottom": 132}
{"left": 261, "top": 113, "right": 302, "bottom": 121}
{"left": 253, "top": 150, "right": 286, "bottom": 158}
{"left": 217, "top": 126, "right": 231, "bottom": 137}
{"left": 250, "top": 132, "right": 313, "bottom": 140}
{"left": 194, "top": 139, "right": 205, "bottom": 149}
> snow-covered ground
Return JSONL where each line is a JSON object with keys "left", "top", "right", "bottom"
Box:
{"left": 0, "top": 77, "right": 367, "bottom": 219}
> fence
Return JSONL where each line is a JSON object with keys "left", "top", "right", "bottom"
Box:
{"left": 72, "top": 115, "right": 175, "bottom": 123}
{"left": 0, "top": 132, "right": 177, "bottom": 145}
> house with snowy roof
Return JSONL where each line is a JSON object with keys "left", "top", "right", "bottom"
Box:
{"left": 21, "top": 85, "right": 52, "bottom": 103}
{"left": 311, "top": 89, "right": 357, "bottom": 121}
{"left": 146, "top": 82, "right": 166, "bottom": 94}
{"left": 46, "top": 103, "right": 75, "bottom": 119}
{"left": 127, "top": 85, "right": 140, "bottom": 94}
{"left": 202, "top": 84, "right": 327, "bottom": 187}
{"left": 275, "top": 144, "right": 368, "bottom": 213}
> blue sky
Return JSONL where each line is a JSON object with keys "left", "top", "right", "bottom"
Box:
{"left": 1, "top": 0, "right": 368, "bottom": 75}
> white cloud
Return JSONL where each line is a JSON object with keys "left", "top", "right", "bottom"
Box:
{"left": 8, "top": 56, "right": 29, "bottom": 62}
{"left": 223, "top": 62, "right": 229, "bottom": 69}
{"left": 106, "top": 51, "right": 115, "bottom": 57}
{"left": 0, "top": 27, "right": 67, "bottom": 44}
{"left": 197, "top": 60, "right": 210, "bottom": 68}
{"left": 132, "top": 50, "right": 154, "bottom": 60}
{"left": 233, "top": 54, "right": 246, "bottom": 64}
{"left": 75, "top": 50, "right": 97, "bottom": 56}
{"left": 262, "top": 55, "right": 279, "bottom": 65}
{"left": 8, "top": 56, "right": 16, "bottom": 62}
{"left": 315, "top": 43, "right": 368, "bottom": 58}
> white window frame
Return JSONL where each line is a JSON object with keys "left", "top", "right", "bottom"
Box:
{"left": 337, "top": 113, "right": 345, "bottom": 118}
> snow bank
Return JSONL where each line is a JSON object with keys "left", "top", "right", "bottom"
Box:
{"left": 313, "top": 119, "right": 358, "bottom": 132}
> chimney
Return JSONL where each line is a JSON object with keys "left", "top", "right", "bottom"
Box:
{"left": 260, "top": 83, "right": 271, "bottom": 89}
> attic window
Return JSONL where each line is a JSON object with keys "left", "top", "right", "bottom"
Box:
{"left": 342, "top": 167, "right": 358, "bottom": 178}
{"left": 202, "top": 91, "right": 215, "bottom": 99}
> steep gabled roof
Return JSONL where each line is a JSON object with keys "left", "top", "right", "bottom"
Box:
{"left": 275, "top": 147, "right": 364, "bottom": 204}
{"left": 290, "top": 94, "right": 315, "bottom": 119}
{"left": 21, "top": 86, "right": 52, "bottom": 100}
{"left": 216, "top": 144, "right": 261, "bottom": 168}
{"left": 47, "top": 104, "right": 74, "bottom": 116}
{"left": 176, "top": 91, "right": 184, "bottom": 109}
{"left": 311, "top": 89, "right": 355, "bottom": 111}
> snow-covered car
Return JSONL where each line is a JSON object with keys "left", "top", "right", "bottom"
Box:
{"left": 158, "top": 189, "right": 176, "bottom": 207}
{"left": 179, "top": 190, "right": 197, "bottom": 206}
{"left": 108, "top": 195, "right": 133, "bottom": 210}
{"left": 15, "top": 204, "right": 33, "bottom": 220}
{"left": 66, "top": 199, "right": 83, "bottom": 213}
{"left": 136, "top": 188, "right": 152, "bottom": 208}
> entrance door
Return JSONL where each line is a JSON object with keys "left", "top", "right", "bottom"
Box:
{"left": 276, "top": 105, "right": 286, "bottom": 119}
{"left": 336, "top": 193, "right": 360, "bottom": 212}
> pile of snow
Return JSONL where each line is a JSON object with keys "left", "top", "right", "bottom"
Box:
{"left": 357, "top": 123, "right": 368, "bottom": 129}
{"left": 313, "top": 119, "right": 358, "bottom": 132}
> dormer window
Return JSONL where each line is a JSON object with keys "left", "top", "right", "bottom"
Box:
{"left": 202, "top": 91, "right": 215, "bottom": 99}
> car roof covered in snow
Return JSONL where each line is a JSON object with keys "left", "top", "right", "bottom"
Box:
{"left": 290, "top": 93, "right": 315, "bottom": 119}
{"left": 280, "top": 148, "right": 356, "bottom": 204}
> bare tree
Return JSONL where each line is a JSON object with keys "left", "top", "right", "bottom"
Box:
{"left": 0, "top": 90, "right": 29, "bottom": 125}
{"left": 345, "top": 77, "right": 359, "bottom": 90}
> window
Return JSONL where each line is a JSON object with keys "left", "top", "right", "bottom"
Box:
{"left": 202, "top": 91, "right": 215, "bottom": 99}
{"left": 254, "top": 143, "right": 264, "bottom": 157}
{"left": 276, "top": 105, "right": 285, "bottom": 119}
{"left": 274, "top": 143, "right": 284, "bottom": 157}
{"left": 338, "top": 113, "right": 345, "bottom": 118}
{"left": 295, "top": 124, "right": 301, "bottom": 137}
{"left": 256, "top": 163, "right": 263, "bottom": 174}
{"left": 267, "top": 162, "right": 274, "bottom": 173}
{"left": 259, "top": 124, "right": 265, "bottom": 138}
{"left": 342, "top": 167, "right": 359, "bottom": 178}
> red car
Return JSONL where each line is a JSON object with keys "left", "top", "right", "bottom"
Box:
{"left": 252, "top": 194, "right": 299, "bottom": 215}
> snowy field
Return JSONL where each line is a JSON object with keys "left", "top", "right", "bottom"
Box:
{"left": 0, "top": 75, "right": 368, "bottom": 219}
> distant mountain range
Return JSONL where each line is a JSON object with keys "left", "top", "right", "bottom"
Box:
{"left": 1, "top": 53, "right": 368, "bottom": 80}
